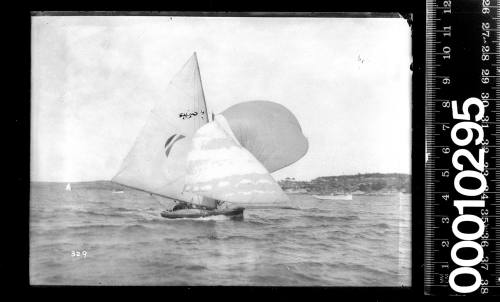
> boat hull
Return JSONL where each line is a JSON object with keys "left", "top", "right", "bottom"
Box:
{"left": 160, "top": 207, "right": 245, "bottom": 219}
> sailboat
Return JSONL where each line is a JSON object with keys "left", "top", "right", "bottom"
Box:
{"left": 65, "top": 183, "right": 71, "bottom": 191}
{"left": 112, "top": 53, "right": 308, "bottom": 219}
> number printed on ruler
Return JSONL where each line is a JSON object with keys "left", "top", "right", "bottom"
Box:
{"left": 448, "top": 97, "right": 487, "bottom": 293}
{"left": 425, "top": 0, "right": 500, "bottom": 296}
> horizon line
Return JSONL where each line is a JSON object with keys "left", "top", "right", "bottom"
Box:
{"left": 30, "top": 172, "right": 411, "bottom": 183}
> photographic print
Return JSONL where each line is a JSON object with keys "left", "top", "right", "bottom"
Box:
{"left": 30, "top": 14, "right": 412, "bottom": 286}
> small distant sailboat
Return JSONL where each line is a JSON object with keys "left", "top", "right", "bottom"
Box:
{"left": 65, "top": 183, "right": 71, "bottom": 191}
{"left": 312, "top": 193, "right": 353, "bottom": 200}
{"left": 112, "top": 53, "right": 308, "bottom": 219}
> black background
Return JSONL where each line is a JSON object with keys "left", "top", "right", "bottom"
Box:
{"left": 11, "top": 1, "right": 431, "bottom": 300}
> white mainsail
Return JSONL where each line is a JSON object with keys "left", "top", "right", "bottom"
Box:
{"left": 112, "top": 53, "right": 214, "bottom": 207}
{"left": 183, "top": 114, "right": 290, "bottom": 204}
{"left": 65, "top": 183, "right": 71, "bottom": 191}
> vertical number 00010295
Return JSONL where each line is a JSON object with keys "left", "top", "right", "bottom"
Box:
{"left": 424, "top": 0, "right": 500, "bottom": 296}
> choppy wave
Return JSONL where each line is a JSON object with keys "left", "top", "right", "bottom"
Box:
{"left": 122, "top": 224, "right": 151, "bottom": 232}
{"left": 372, "top": 222, "right": 391, "bottom": 229}
{"left": 249, "top": 216, "right": 291, "bottom": 225}
{"left": 30, "top": 185, "right": 411, "bottom": 286}
{"left": 67, "top": 224, "right": 123, "bottom": 230}
{"left": 301, "top": 214, "right": 360, "bottom": 223}
{"left": 77, "top": 210, "right": 127, "bottom": 218}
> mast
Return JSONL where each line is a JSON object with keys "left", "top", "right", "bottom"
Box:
{"left": 194, "top": 52, "right": 211, "bottom": 122}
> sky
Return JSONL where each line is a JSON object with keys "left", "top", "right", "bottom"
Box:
{"left": 31, "top": 16, "right": 411, "bottom": 182}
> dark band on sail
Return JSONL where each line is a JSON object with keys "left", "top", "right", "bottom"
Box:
{"left": 164, "top": 134, "right": 177, "bottom": 148}
{"left": 165, "top": 134, "right": 186, "bottom": 157}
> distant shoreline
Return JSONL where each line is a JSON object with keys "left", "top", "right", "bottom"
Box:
{"left": 278, "top": 173, "right": 411, "bottom": 195}
{"left": 31, "top": 172, "right": 411, "bottom": 184}
{"left": 30, "top": 175, "right": 411, "bottom": 197}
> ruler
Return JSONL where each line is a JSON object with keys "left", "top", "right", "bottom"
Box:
{"left": 425, "top": 0, "right": 500, "bottom": 295}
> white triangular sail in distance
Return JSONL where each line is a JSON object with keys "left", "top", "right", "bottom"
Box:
{"left": 183, "top": 115, "right": 290, "bottom": 205}
{"left": 65, "top": 183, "right": 71, "bottom": 191}
{"left": 112, "top": 53, "right": 215, "bottom": 207}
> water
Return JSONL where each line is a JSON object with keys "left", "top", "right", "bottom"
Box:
{"left": 30, "top": 182, "right": 411, "bottom": 286}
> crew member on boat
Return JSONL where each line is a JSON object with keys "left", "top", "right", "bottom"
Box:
{"left": 171, "top": 199, "right": 225, "bottom": 211}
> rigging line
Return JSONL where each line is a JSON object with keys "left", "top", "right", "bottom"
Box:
{"left": 193, "top": 54, "right": 197, "bottom": 129}
{"left": 192, "top": 57, "right": 195, "bottom": 129}
{"left": 197, "top": 53, "right": 209, "bottom": 122}
{"left": 110, "top": 181, "right": 184, "bottom": 205}
{"left": 193, "top": 56, "right": 197, "bottom": 130}
{"left": 196, "top": 61, "right": 199, "bottom": 130}
{"left": 152, "top": 195, "right": 166, "bottom": 208}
